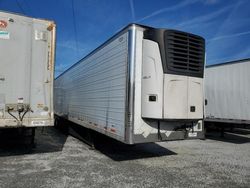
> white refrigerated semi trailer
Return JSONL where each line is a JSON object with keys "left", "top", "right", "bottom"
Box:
{"left": 205, "top": 58, "right": 250, "bottom": 125}
{"left": 55, "top": 24, "right": 205, "bottom": 144}
{"left": 0, "top": 11, "right": 56, "bottom": 141}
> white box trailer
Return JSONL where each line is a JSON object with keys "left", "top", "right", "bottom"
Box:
{"left": 55, "top": 24, "right": 205, "bottom": 144}
{"left": 205, "top": 58, "right": 250, "bottom": 125}
{"left": 0, "top": 11, "right": 56, "bottom": 135}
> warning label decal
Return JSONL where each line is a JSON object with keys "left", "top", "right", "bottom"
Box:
{"left": 0, "top": 31, "right": 10, "bottom": 39}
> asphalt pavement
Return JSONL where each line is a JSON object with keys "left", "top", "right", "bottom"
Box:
{"left": 0, "top": 126, "right": 249, "bottom": 188}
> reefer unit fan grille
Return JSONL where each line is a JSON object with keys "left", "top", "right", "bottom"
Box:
{"left": 165, "top": 30, "right": 205, "bottom": 77}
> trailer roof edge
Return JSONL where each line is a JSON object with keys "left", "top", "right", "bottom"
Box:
{"left": 206, "top": 58, "right": 250, "bottom": 68}
{"left": 0, "top": 10, "right": 54, "bottom": 23}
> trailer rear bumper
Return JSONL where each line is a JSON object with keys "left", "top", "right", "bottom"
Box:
{"left": 133, "top": 130, "right": 205, "bottom": 144}
{"left": 0, "top": 118, "right": 54, "bottom": 128}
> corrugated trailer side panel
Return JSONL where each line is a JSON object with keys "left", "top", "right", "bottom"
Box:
{"left": 205, "top": 60, "right": 250, "bottom": 123}
{"left": 55, "top": 32, "right": 128, "bottom": 141}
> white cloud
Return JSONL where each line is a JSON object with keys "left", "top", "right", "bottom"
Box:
{"left": 177, "top": 4, "right": 233, "bottom": 28}
{"left": 137, "top": 0, "right": 200, "bottom": 22}
{"left": 232, "top": 46, "right": 250, "bottom": 59}
{"left": 212, "top": 1, "right": 243, "bottom": 38}
{"left": 208, "top": 31, "right": 250, "bottom": 42}
{"left": 207, "top": 39, "right": 250, "bottom": 65}
{"left": 203, "top": 0, "right": 220, "bottom": 5}
{"left": 57, "top": 40, "right": 79, "bottom": 51}
{"left": 129, "top": 0, "right": 135, "bottom": 21}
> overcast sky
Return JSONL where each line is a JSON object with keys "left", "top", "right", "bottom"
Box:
{"left": 1, "top": 0, "right": 250, "bottom": 76}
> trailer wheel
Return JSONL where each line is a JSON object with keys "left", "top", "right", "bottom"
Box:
{"left": 31, "top": 127, "right": 36, "bottom": 147}
{"left": 21, "top": 127, "right": 36, "bottom": 148}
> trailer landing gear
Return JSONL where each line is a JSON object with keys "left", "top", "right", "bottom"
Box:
{"left": 55, "top": 116, "right": 95, "bottom": 149}
{"left": 69, "top": 125, "right": 95, "bottom": 149}
{"left": 31, "top": 127, "right": 36, "bottom": 147}
{"left": 220, "top": 126, "right": 225, "bottom": 138}
{"left": 21, "top": 127, "right": 36, "bottom": 148}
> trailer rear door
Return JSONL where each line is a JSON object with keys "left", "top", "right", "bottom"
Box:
{"left": 0, "top": 15, "right": 32, "bottom": 121}
{"left": 0, "top": 12, "right": 55, "bottom": 127}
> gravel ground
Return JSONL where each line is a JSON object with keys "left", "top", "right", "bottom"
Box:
{"left": 0, "top": 126, "right": 249, "bottom": 188}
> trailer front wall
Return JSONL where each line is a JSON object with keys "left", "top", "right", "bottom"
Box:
{"left": 205, "top": 60, "right": 250, "bottom": 122}
{"left": 132, "top": 27, "right": 204, "bottom": 143}
{"left": 55, "top": 32, "right": 129, "bottom": 141}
